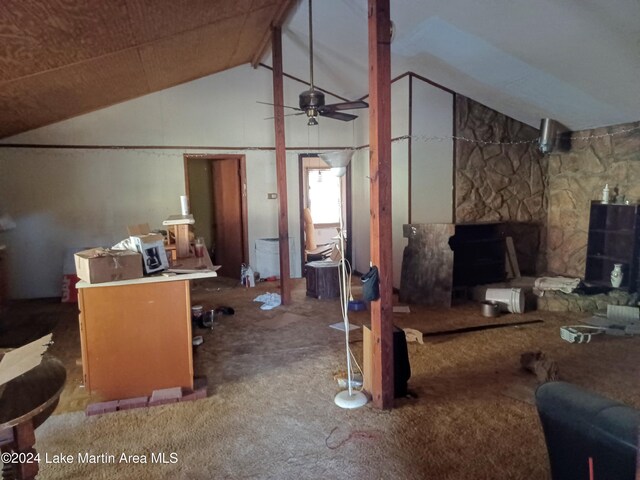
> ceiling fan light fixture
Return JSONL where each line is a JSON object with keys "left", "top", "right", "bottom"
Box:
{"left": 306, "top": 107, "right": 319, "bottom": 125}
{"left": 319, "top": 150, "right": 354, "bottom": 177}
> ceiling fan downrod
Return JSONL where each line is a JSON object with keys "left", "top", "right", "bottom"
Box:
{"left": 302, "top": 0, "right": 322, "bottom": 125}
{"left": 308, "top": 0, "right": 314, "bottom": 92}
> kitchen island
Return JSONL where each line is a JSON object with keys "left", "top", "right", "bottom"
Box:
{"left": 77, "top": 254, "right": 218, "bottom": 401}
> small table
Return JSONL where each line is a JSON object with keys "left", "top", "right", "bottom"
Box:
{"left": 0, "top": 356, "right": 66, "bottom": 479}
{"left": 305, "top": 261, "right": 340, "bottom": 299}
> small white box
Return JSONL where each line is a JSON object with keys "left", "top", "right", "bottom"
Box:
{"left": 130, "top": 235, "right": 169, "bottom": 274}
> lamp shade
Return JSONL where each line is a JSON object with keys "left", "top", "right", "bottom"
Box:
{"left": 319, "top": 150, "right": 354, "bottom": 177}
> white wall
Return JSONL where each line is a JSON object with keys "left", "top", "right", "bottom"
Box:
{"left": 350, "top": 75, "right": 454, "bottom": 289}
{"left": 350, "top": 77, "right": 410, "bottom": 288}
{"left": 0, "top": 65, "right": 456, "bottom": 299}
{"left": 390, "top": 78, "right": 410, "bottom": 289}
{"left": 0, "top": 65, "right": 354, "bottom": 298}
{"left": 350, "top": 148, "right": 370, "bottom": 275}
{"left": 0, "top": 149, "right": 183, "bottom": 298}
{"left": 410, "top": 79, "right": 454, "bottom": 223}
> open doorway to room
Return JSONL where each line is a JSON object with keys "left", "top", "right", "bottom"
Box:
{"left": 184, "top": 154, "right": 248, "bottom": 278}
{"left": 298, "top": 154, "right": 352, "bottom": 273}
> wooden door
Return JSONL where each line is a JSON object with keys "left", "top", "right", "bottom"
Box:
{"left": 212, "top": 158, "right": 245, "bottom": 278}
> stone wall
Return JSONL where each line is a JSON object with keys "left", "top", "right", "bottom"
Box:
{"left": 455, "top": 96, "right": 547, "bottom": 273}
{"left": 546, "top": 121, "right": 640, "bottom": 277}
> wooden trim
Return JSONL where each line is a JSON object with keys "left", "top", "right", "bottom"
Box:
{"left": 239, "top": 157, "right": 249, "bottom": 265}
{"left": 357, "top": 70, "right": 455, "bottom": 102}
{"left": 408, "top": 75, "right": 413, "bottom": 224}
{"left": 357, "top": 71, "right": 411, "bottom": 101}
{"left": 313, "top": 222, "right": 340, "bottom": 229}
{"left": 251, "top": 0, "right": 298, "bottom": 68}
{"left": 272, "top": 26, "right": 292, "bottom": 305}
{"left": 353, "top": 134, "right": 408, "bottom": 152}
{"left": 0, "top": 143, "right": 354, "bottom": 151}
{"left": 368, "top": 0, "right": 394, "bottom": 410}
{"left": 183, "top": 153, "right": 249, "bottom": 265}
{"left": 258, "top": 63, "right": 352, "bottom": 103}
{"left": 452, "top": 93, "right": 458, "bottom": 224}
{"left": 408, "top": 71, "right": 456, "bottom": 95}
{"left": 298, "top": 154, "right": 308, "bottom": 274}
{"left": 297, "top": 153, "right": 352, "bottom": 271}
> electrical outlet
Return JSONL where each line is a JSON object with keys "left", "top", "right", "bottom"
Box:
{"left": 267, "top": 193, "right": 278, "bottom": 199}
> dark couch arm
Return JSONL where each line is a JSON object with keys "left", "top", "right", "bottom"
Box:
{"left": 535, "top": 381, "right": 640, "bottom": 480}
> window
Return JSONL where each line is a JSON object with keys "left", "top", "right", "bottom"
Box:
{"left": 307, "top": 168, "right": 341, "bottom": 225}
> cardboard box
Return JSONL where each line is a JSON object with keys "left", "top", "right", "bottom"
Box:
{"left": 74, "top": 248, "right": 143, "bottom": 284}
{"left": 130, "top": 235, "right": 169, "bottom": 274}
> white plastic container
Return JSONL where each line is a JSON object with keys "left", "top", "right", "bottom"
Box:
{"left": 485, "top": 288, "right": 525, "bottom": 313}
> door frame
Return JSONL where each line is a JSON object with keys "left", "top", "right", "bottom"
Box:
{"left": 183, "top": 154, "right": 249, "bottom": 266}
{"left": 298, "top": 153, "right": 352, "bottom": 274}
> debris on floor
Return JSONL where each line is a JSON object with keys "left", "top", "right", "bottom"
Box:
{"left": 253, "top": 292, "right": 281, "bottom": 310}
{"left": 533, "top": 276, "right": 581, "bottom": 295}
{"left": 329, "top": 322, "right": 359, "bottom": 331}
{"left": 560, "top": 325, "right": 603, "bottom": 343}
{"left": 325, "top": 426, "right": 382, "bottom": 450}
{"left": 424, "top": 319, "right": 543, "bottom": 338}
{"left": 215, "top": 306, "right": 235, "bottom": 316}
{"left": 403, "top": 328, "right": 424, "bottom": 344}
{"left": 393, "top": 305, "right": 411, "bottom": 313}
{"left": 561, "top": 305, "right": 640, "bottom": 342}
{"left": 333, "top": 370, "right": 363, "bottom": 389}
{"left": 348, "top": 299, "right": 366, "bottom": 311}
{"left": 520, "top": 351, "right": 559, "bottom": 383}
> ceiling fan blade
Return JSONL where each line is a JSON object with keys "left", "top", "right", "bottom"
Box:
{"left": 256, "top": 100, "right": 302, "bottom": 112}
{"left": 322, "top": 100, "right": 369, "bottom": 111}
{"left": 319, "top": 111, "right": 358, "bottom": 122}
{"left": 264, "top": 112, "right": 306, "bottom": 120}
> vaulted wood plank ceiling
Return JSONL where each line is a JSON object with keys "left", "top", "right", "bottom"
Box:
{"left": 0, "top": 0, "right": 296, "bottom": 139}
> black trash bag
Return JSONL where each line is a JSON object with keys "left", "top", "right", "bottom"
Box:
{"left": 361, "top": 266, "right": 380, "bottom": 301}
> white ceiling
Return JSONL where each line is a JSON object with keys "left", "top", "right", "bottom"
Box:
{"left": 279, "top": 0, "right": 640, "bottom": 130}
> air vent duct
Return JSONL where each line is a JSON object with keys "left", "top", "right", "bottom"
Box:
{"left": 538, "top": 118, "right": 571, "bottom": 154}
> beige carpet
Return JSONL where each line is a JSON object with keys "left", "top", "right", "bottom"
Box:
{"left": 30, "top": 278, "right": 640, "bottom": 479}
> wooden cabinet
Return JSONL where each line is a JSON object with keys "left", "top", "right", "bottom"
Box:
{"left": 584, "top": 202, "right": 640, "bottom": 292}
{"left": 78, "top": 279, "right": 194, "bottom": 401}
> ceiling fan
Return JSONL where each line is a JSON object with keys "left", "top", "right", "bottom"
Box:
{"left": 261, "top": 0, "right": 368, "bottom": 125}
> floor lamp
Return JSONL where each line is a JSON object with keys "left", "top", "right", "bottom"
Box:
{"left": 319, "top": 150, "right": 368, "bottom": 409}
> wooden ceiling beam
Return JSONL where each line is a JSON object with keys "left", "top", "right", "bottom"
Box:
{"left": 251, "top": 0, "right": 298, "bottom": 68}
{"left": 368, "top": 0, "right": 394, "bottom": 409}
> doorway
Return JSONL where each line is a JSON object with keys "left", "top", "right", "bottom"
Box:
{"left": 184, "top": 155, "right": 248, "bottom": 278}
{"left": 298, "top": 154, "right": 352, "bottom": 274}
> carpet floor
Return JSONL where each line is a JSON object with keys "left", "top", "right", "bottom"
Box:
{"left": 6, "top": 277, "right": 640, "bottom": 479}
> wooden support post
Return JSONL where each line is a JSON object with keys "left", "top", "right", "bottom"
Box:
{"left": 272, "top": 26, "right": 292, "bottom": 305}
{"left": 368, "top": 0, "right": 394, "bottom": 409}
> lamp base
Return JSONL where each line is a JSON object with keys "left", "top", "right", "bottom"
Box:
{"left": 334, "top": 390, "right": 368, "bottom": 409}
